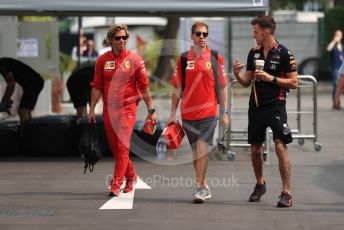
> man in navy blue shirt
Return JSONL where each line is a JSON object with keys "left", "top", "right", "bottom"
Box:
{"left": 233, "top": 15, "right": 298, "bottom": 208}
{"left": 327, "top": 30, "right": 344, "bottom": 108}
{"left": 82, "top": 39, "right": 99, "bottom": 59}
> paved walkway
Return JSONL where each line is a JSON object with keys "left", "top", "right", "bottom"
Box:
{"left": 0, "top": 82, "right": 344, "bottom": 230}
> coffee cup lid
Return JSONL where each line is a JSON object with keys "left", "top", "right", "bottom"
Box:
{"left": 255, "top": 60, "right": 265, "bottom": 65}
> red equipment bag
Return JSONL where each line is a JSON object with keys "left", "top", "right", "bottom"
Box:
{"left": 161, "top": 121, "right": 185, "bottom": 149}
{"left": 142, "top": 118, "right": 157, "bottom": 135}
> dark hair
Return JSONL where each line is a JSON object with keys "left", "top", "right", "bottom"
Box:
{"left": 251, "top": 15, "right": 276, "bottom": 34}
{"left": 191, "top": 21, "right": 209, "bottom": 34}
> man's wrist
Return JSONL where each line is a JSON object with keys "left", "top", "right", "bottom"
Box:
{"left": 148, "top": 108, "right": 155, "bottom": 114}
{"left": 221, "top": 108, "right": 229, "bottom": 114}
{"left": 272, "top": 76, "right": 277, "bottom": 85}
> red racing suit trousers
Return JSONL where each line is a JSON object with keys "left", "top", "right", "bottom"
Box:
{"left": 103, "top": 102, "right": 137, "bottom": 188}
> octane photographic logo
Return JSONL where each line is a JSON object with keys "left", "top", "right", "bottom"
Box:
{"left": 105, "top": 174, "right": 240, "bottom": 189}
{"left": 107, "top": 38, "right": 213, "bottom": 166}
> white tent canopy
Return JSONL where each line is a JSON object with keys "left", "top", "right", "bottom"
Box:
{"left": 0, "top": 0, "right": 269, "bottom": 16}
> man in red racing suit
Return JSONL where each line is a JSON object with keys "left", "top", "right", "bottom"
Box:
{"left": 88, "top": 24, "right": 158, "bottom": 196}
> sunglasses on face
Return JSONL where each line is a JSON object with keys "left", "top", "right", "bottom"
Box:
{"left": 114, "top": 36, "right": 128, "bottom": 41}
{"left": 194, "top": 31, "right": 208, "bottom": 38}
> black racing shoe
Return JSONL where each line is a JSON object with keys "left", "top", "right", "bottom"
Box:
{"left": 249, "top": 181, "right": 266, "bottom": 202}
{"left": 277, "top": 192, "right": 293, "bottom": 207}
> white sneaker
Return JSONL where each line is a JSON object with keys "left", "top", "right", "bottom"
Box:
{"left": 193, "top": 186, "right": 211, "bottom": 203}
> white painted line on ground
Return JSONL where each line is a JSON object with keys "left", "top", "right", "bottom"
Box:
{"left": 99, "top": 191, "right": 136, "bottom": 210}
{"left": 134, "top": 177, "right": 152, "bottom": 189}
{"left": 99, "top": 177, "right": 151, "bottom": 210}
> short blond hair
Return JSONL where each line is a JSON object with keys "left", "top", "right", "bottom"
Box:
{"left": 106, "top": 24, "right": 130, "bottom": 43}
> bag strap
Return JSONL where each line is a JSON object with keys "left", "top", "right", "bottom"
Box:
{"left": 89, "top": 164, "right": 94, "bottom": 172}
{"left": 181, "top": 51, "right": 188, "bottom": 94}
{"left": 83, "top": 162, "right": 88, "bottom": 174}
{"left": 210, "top": 50, "right": 219, "bottom": 104}
{"left": 83, "top": 162, "right": 95, "bottom": 174}
{"left": 180, "top": 50, "right": 219, "bottom": 103}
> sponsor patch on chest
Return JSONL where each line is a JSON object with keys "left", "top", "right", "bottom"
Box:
{"left": 206, "top": 62, "right": 211, "bottom": 69}
{"left": 124, "top": 60, "right": 131, "bottom": 69}
{"left": 186, "top": 61, "right": 195, "bottom": 70}
{"left": 104, "top": 61, "right": 116, "bottom": 70}
{"left": 254, "top": 53, "right": 261, "bottom": 59}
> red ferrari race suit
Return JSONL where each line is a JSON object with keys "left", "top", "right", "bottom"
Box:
{"left": 91, "top": 49, "right": 149, "bottom": 188}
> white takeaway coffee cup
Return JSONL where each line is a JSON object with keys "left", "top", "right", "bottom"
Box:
{"left": 255, "top": 60, "right": 265, "bottom": 71}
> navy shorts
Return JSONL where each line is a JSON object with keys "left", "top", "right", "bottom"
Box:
{"left": 182, "top": 116, "right": 218, "bottom": 150}
{"left": 248, "top": 103, "right": 293, "bottom": 145}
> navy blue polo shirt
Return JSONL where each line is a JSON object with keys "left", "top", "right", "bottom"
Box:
{"left": 246, "top": 42, "right": 297, "bottom": 107}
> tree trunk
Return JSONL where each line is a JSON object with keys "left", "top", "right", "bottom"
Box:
{"left": 154, "top": 17, "right": 180, "bottom": 83}
{"left": 269, "top": 0, "right": 277, "bottom": 16}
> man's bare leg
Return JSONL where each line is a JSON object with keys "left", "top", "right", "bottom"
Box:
{"left": 274, "top": 139, "right": 291, "bottom": 194}
{"left": 248, "top": 143, "right": 266, "bottom": 202}
{"left": 18, "top": 107, "right": 31, "bottom": 136}
{"left": 76, "top": 106, "right": 87, "bottom": 120}
{"left": 251, "top": 144, "right": 264, "bottom": 185}
{"left": 193, "top": 140, "right": 209, "bottom": 187}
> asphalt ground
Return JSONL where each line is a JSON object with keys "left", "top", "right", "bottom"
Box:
{"left": 0, "top": 81, "right": 344, "bottom": 230}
